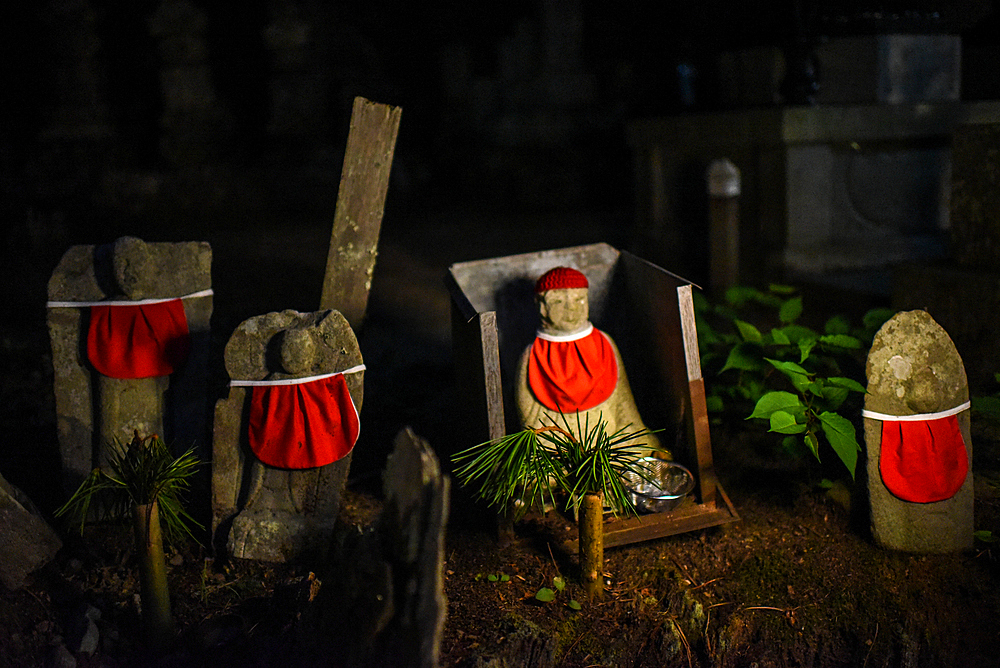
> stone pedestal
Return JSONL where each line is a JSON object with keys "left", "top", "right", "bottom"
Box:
{"left": 627, "top": 102, "right": 1000, "bottom": 287}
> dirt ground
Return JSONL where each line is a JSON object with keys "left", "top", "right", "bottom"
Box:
{"left": 3, "top": 433, "right": 1000, "bottom": 668}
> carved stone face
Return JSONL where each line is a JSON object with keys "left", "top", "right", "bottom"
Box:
{"left": 112, "top": 236, "right": 154, "bottom": 300}
{"left": 280, "top": 327, "right": 317, "bottom": 375}
{"left": 537, "top": 287, "right": 589, "bottom": 334}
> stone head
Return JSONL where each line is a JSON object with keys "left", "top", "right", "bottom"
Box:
{"left": 111, "top": 236, "right": 155, "bottom": 300}
{"left": 535, "top": 267, "right": 589, "bottom": 335}
{"left": 279, "top": 327, "right": 318, "bottom": 375}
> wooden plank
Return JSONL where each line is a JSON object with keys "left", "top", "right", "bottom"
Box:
{"left": 320, "top": 97, "right": 402, "bottom": 328}
{"left": 450, "top": 304, "right": 506, "bottom": 447}
{"left": 678, "top": 284, "right": 716, "bottom": 506}
{"left": 562, "top": 484, "right": 739, "bottom": 551}
{"left": 479, "top": 311, "right": 506, "bottom": 443}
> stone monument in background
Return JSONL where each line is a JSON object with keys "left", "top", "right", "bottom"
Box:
{"left": 864, "top": 310, "right": 973, "bottom": 553}
{"left": 212, "top": 309, "right": 364, "bottom": 562}
{"left": 47, "top": 236, "right": 213, "bottom": 494}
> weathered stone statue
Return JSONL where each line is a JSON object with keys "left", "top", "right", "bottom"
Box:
{"left": 47, "top": 236, "right": 213, "bottom": 493}
{"left": 864, "top": 310, "right": 973, "bottom": 552}
{"left": 212, "top": 309, "right": 364, "bottom": 562}
{"left": 515, "top": 266, "right": 665, "bottom": 456}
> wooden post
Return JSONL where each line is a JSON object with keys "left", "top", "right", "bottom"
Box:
{"left": 320, "top": 97, "right": 402, "bottom": 328}
{"left": 579, "top": 491, "right": 604, "bottom": 600}
{"left": 678, "top": 284, "right": 717, "bottom": 506}
{"left": 707, "top": 158, "right": 741, "bottom": 294}
{"left": 134, "top": 502, "right": 174, "bottom": 652}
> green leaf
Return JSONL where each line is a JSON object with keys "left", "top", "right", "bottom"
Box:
{"left": 824, "top": 315, "right": 851, "bottom": 336}
{"left": 974, "top": 530, "right": 997, "bottom": 544}
{"left": 735, "top": 319, "right": 763, "bottom": 343}
{"left": 770, "top": 411, "right": 807, "bottom": 434}
{"left": 972, "top": 396, "right": 1000, "bottom": 419}
{"left": 501, "top": 574, "right": 511, "bottom": 582}
{"left": 725, "top": 286, "right": 761, "bottom": 307}
{"left": 820, "top": 334, "right": 862, "bottom": 349}
{"left": 536, "top": 588, "right": 556, "bottom": 603}
{"left": 765, "top": 358, "right": 812, "bottom": 393}
{"left": 781, "top": 436, "right": 802, "bottom": 457}
{"left": 798, "top": 338, "right": 816, "bottom": 364}
{"left": 820, "top": 385, "right": 850, "bottom": 410}
{"left": 768, "top": 283, "right": 798, "bottom": 295}
{"left": 488, "top": 574, "right": 498, "bottom": 582}
{"left": 567, "top": 599, "right": 583, "bottom": 611}
{"left": 553, "top": 576, "right": 566, "bottom": 592}
{"left": 779, "top": 296, "right": 803, "bottom": 324}
{"left": 748, "top": 391, "right": 803, "bottom": 420}
{"left": 804, "top": 431, "right": 820, "bottom": 458}
{"left": 826, "top": 377, "right": 867, "bottom": 393}
{"left": 719, "top": 343, "right": 766, "bottom": 374}
{"left": 770, "top": 328, "right": 791, "bottom": 346}
{"left": 819, "top": 411, "right": 861, "bottom": 478}
{"left": 862, "top": 308, "right": 895, "bottom": 333}
{"left": 779, "top": 325, "right": 819, "bottom": 344}
{"left": 692, "top": 290, "right": 711, "bottom": 314}
{"left": 705, "top": 395, "right": 725, "bottom": 413}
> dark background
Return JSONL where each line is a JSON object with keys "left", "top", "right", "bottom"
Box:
{"left": 3, "top": 0, "right": 1000, "bottom": 511}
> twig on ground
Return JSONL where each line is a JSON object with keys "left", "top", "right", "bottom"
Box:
{"left": 863, "top": 622, "right": 879, "bottom": 668}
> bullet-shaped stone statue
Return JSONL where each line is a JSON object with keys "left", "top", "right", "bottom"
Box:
{"left": 212, "top": 309, "right": 364, "bottom": 562}
{"left": 47, "top": 236, "right": 213, "bottom": 494}
{"left": 864, "top": 310, "right": 973, "bottom": 552}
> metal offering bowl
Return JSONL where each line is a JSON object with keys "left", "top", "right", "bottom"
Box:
{"left": 623, "top": 458, "right": 695, "bottom": 513}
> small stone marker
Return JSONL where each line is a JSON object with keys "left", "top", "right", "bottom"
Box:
{"left": 864, "top": 310, "right": 973, "bottom": 552}
{"left": 320, "top": 97, "right": 402, "bottom": 329}
{"left": 304, "top": 427, "right": 448, "bottom": 668}
{"left": 212, "top": 309, "right": 364, "bottom": 562}
{"left": 0, "top": 471, "right": 62, "bottom": 590}
{"left": 707, "top": 158, "right": 741, "bottom": 293}
{"left": 47, "top": 236, "right": 213, "bottom": 494}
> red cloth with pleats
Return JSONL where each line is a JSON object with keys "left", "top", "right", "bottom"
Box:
{"left": 87, "top": 300, "right": 191, "bottom": 379}
{"left": 527, "top": 329, "right": 618, "bottom": 412}
{"left": 879, "top": 416, "right": 968, "bottom": 503}
{"left": 247, "top": 374, "right": 360, "bottom": 469}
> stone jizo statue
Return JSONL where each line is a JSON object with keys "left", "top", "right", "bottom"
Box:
{"left": 515, "top": 266, "right": 665, "bottom": 457}
{"left": 864, "top": 310, "right": 973, "bottom": 552}
{"left": 213, "top": 309, "right": 364, "bottom": 562}
{"left": 47, "top": 236, "right": 213, "bottom": 493}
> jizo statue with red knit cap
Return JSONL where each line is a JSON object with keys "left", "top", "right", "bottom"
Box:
{"left": 515, "top": 266, "right": 667, "bottom": 458}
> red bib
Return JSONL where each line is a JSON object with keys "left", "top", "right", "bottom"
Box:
{"left": 247, "top": 374, "right": 360, "bottom": 469}
{"left": 879, "top": 416, "right": 968, "bottom": 503}
{"left": 527, "top": 327, "right": 618, "bottom": 412}
{"left": 87, "top": 300, "right": 191, "bottom": 379}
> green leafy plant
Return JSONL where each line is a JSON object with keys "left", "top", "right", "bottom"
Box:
{"left": 971, "top": 372, "right": 1000, "bottom": 423}
{"left": 56, "top": 431, "right": 202, "bottom": 652}
{"left": 452, "top": 413, "right": 661, "bottom": 599}
{"left": 695, "top": 284, "right": 894, "bottom": 479}
{"left": 535, "top": 575, "right": 582, "bottom": 610}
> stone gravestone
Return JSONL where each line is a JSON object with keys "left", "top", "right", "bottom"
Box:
{"left": 0, "top": 471, "right": 62, "bottom": 590}
{"left": 864, "top": 310, "right": 973, "bottom": 552}
{"left": 301, "top": 427, "right": 448, "bottom": 668}
{"left": 212, "top": 309, "right": 364, "bottom": 562}
{"left": 47, "top": 236, "right": 213, "bottom": 494}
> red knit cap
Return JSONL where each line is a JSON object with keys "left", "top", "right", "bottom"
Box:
{"left": 535, "top": 266, "right": 588, "bottom": 293}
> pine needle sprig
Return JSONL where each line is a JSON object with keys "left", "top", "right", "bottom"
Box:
{"left": 56, "top": 431, "right": 202, "bottom": 545}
